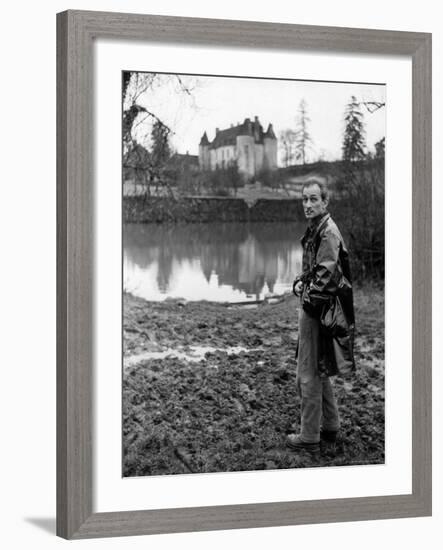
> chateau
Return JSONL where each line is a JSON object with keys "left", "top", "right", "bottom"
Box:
{"left": 198, "top": 116, "right": 277, "bottom": 178}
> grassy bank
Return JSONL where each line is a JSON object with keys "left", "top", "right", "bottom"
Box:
{"left": 123, "top": 195, "right": 305, "bottom": 224}
{"left": 123, "top": 286, "right": 384, "bottom": 476}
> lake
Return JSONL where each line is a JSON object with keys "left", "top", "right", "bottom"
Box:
{"left": 123, "top": 222, "right": 305, "bottom": 302}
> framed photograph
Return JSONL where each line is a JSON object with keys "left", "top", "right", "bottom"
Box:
{"left": 57, "top": 10, "right": 431, "bottom": 539}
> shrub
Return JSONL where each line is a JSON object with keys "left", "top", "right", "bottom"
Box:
{"left": 332, "top": 159, "right": 384, "bottom": 282}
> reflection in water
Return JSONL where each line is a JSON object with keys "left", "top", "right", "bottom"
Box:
{"left": 124, "top": 222, "right": 305, "bottom": 302}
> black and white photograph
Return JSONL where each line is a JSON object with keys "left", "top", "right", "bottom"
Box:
{"left": 122, "top": 71, "right": 386, "bottom": 477}
{"left": 1, "top": 0, "right": 438, "bottom": 545}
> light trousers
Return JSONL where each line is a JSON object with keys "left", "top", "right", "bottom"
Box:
{"left": 296, "top": 308, "right": 340, "bottom": 443}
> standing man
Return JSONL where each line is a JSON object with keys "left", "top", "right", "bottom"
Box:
{"left": 286, "top": 179, "right": 355, "bottom": 453}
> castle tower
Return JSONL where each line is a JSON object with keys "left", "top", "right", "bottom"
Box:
{"left": 198, "top": 131, "right": 210, "bottom": 170}
{"left": 263, "top": 123, "right": 277, "bottom": 170}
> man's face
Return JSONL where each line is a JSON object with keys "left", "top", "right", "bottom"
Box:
{"left": 302, "top": 183, "right": 328, "bottom": 220}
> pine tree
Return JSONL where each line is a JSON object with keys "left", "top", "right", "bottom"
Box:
{"left": 294, "top": 99, "right": 312, "bottom": 165}
{"left": 342, "top": 96, "right": 366, "bottom": 162}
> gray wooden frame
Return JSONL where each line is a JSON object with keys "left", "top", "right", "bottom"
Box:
{"left": 57, "top": 9, "right": 432, "bottom": 540}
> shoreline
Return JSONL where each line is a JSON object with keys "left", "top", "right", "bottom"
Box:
{"left": 123, "top": 195, "right": 305, "bottom": 224}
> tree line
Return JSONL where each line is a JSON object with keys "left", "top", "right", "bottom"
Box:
{"left": 123, "top": 71, "right": 385, "bottom": 192}
{"left": 279, "top": 96, "right": 385, "bottom": 166}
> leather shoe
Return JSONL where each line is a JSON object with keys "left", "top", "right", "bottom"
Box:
{"left": 286, "top": 434, "right": 320, "bottom": 452}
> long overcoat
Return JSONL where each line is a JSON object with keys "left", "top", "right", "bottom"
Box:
{"left": 294, "top": 212, "right": 356, "bottom": 377}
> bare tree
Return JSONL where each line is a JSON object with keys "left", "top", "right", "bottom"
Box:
{"left": 359, "top": 100, "right": 385, "bottom": 114}
{"left": 279, "top": 129, "right": 297, "bottom": 167}
{"left": 122, "top": 72, "right": 198, "bottom": 152}
{"left": 122, "top": 72, "right": 199, "bottom": 198}
{"left": 294, "top": 99, "right": 313, "bottom": 165}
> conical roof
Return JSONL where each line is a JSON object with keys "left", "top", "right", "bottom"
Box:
{"left": 264, "top": 123, "right": 276, "bottom": 139}
{"left": 199, "top": 131, "right": 210, "bottom": 146}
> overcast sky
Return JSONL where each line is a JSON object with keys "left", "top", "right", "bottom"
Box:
{"left": 128, "top": 72, "right": 386, "bottom": 163}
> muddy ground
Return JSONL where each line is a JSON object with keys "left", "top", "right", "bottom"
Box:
{"left": 123, "top": 286, "right": 384, "bottom": 477}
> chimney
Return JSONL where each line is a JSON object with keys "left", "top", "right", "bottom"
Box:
{"left": 215, "top": 127, "right": 219, "bottom": 134}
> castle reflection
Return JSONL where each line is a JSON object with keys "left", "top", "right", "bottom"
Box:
{"left": 123, "top": 222, "right": 304, "bottom": 302}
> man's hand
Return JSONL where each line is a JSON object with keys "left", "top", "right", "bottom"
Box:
{"left": 293, "top": 280, "right": 303, "bottom": 297}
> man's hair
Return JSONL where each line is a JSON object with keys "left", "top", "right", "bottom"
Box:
{"left": 301, "top": 179, "right": 329, "bottom": 201}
